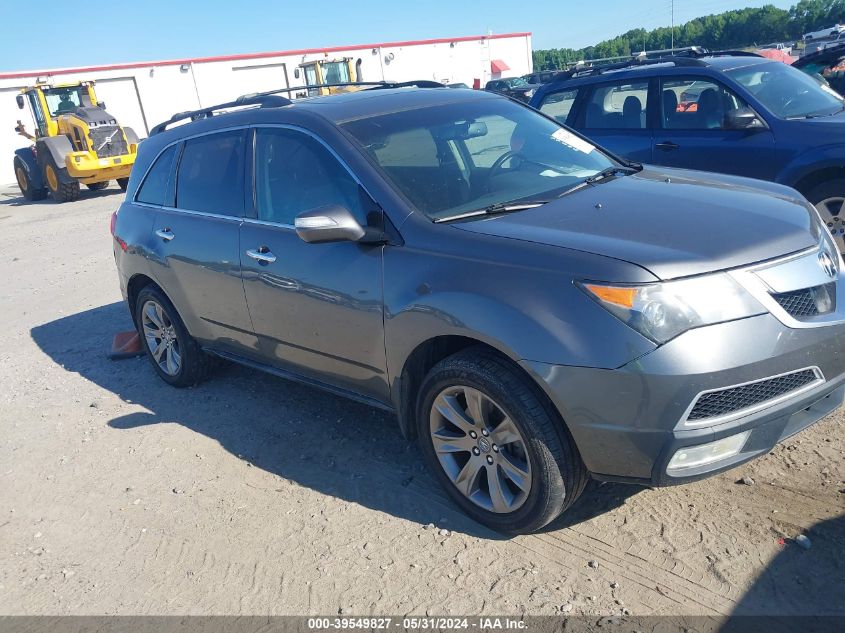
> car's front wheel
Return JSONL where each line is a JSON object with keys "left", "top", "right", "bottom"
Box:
{"left": 135, "top": 286, "right": 215, "bottom": 387}
{"left": 806, "top": 179, "right": 845, "bottom": 253}
{"left": 417, "top": 347, "right": 587, "bottom": 534}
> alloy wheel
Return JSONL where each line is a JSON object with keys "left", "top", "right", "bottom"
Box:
{"left": 141, "top": 300, "right": 182, "bottom": 376}
{"left": 815, "top": 196, "right": 845, "bottom": 252}
{"left": 429, "top": 385, "right": 532, "bottom": 513}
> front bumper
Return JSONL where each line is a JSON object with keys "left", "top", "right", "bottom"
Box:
{"left": 65, "top": 151, "right": 135, "bottom": 183}
{"left": 522, "top": 313, "right": 845, "bottom": 485}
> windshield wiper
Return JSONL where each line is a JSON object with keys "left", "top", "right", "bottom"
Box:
{"left": 434, "top": 200, "right": 548, "bottom": 223}
{"left": 584, "top": 165, "right": 639, "bottom": 184}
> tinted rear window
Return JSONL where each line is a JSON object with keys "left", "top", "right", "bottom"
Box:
{"left": 176, "top": 130, "right": 246, "bottom": 216}
{"left": 136, "top": 144, "right": 178, "bottom": 206}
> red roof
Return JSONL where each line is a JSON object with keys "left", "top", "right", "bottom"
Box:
{"left": 491, "top": 59, "right": 510, "bottom": 73}
{"left": 0, "top": 32, "right": 531, "bottom": 80}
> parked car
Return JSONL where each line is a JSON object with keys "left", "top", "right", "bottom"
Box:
{"left": 447, "top": 82, "right": 471, "bottom": 89}
{"left": 794, "top": 42, "right": 845, "bottom": 95}
{"left": 522, "top": 70, "right": 562, "bottom": 84}
{"left": 530, "top": 52, "right": 845, "bottom": 252}
{"left": 484, "top": 76, "right": 540, "bottom": 102}
{"left": 113, "top": 84, "right": 845, "bottom": 534}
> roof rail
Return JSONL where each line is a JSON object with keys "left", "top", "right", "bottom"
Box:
{"left": 708, "top": 49, "right": 763, "bottom": 58}
{"left": 151, "top": 80, "right": 445, "bottom": 135}
{"left": 150, "top": 93, "right": 291, "bottom": 135}
{"left": 561, "top": 55, "right": 706, "bottom": 79}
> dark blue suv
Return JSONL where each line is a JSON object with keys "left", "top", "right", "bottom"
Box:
{"left": 530, "top": 53, "right": 845, "bottom": 251}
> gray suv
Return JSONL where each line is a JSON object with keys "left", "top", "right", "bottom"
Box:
{"left": 112, "top": 85, "right": 845, "bottom": 534}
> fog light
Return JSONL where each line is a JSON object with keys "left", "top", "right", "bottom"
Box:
{"left": 667, "top": 431, "right": 750, "bottom": 473}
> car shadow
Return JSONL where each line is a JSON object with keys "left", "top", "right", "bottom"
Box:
{"left": 31, "top": 301, "right": 527, "bottom": 539}
{"left": 725, "top": 513, "right": 845, "bottom": 620}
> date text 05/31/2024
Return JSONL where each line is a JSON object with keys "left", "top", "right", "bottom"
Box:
{"left": 307, "top": 618, "right": 528, "bottom": 630}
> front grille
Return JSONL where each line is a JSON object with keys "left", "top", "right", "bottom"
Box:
{"left": 772, "top": 283, "right": 836, "bottom": 318}
{"left": 88, "top": 125, "right": 128, "bottom": 158}
{"left": 687, "top": 369, "right": 820, "bottom": 422}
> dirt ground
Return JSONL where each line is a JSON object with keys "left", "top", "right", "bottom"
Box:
{"left": 0, "top": 183, "right": 843, "bottom": 617}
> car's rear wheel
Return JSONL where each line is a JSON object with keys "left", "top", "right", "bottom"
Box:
{"left": 135, "top": 286, "right": 215, "bottom": 387}
{"left": 806, "top": 179, "right": 845, "bottom": 253}
{"left": 416, "top": 347, "right": 587, "bottom": 534}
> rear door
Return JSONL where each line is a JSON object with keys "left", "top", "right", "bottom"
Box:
{"left": 148, "top": 129, "right": 259, "bottom": 357}
{"left": 572, "top": 78, "right": 655, "bottom": 163}
{"left": 652, "top": 76, "right": 777, "bottom": 179}
{"left": 239, "top": 126, "right": 388, "bottom": 401}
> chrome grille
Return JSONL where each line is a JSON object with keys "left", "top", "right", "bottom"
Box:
{"left": 771, "top": 283, "right": 835, "bottom": 318}
{"left": 687, "top": 369, "right": 820, "bottom": 422}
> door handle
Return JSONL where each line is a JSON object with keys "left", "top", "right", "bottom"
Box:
{"left": 155, "top": 228, "right": 175, "bottom": 242}
{"left": 655, "top": 141, "right": 680, "bottom": 151}
{"left": 246, "top": 247, "right": 277, "bottom": 264}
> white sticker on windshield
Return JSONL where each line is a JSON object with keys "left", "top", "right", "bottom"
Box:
{"left": 551, "top": 128, "right": 594, "bottom": 154}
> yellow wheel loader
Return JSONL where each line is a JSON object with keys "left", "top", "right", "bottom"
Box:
{"left": 297, "top": 57, "right": 362, "bottom": 97}
{"left": 13, "top": 81, "right": 139, "bottom": 202}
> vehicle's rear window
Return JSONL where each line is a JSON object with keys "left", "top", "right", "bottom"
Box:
{"left": 136, "top": 144, "right": 178, "bottom": 206}
{"left": 176, "top": 130, "right": 245, "bottom": 216}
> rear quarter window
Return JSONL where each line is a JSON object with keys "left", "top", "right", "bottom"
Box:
{"left": 136, "top": 144, "right": 178, "bottom": 207}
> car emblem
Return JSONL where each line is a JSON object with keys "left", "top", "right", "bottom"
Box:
{"left": 477, "top": 438, "right": 491, "bottom": 454}
{"left": 818, "top": 250, "right": 838, "bottom": 279}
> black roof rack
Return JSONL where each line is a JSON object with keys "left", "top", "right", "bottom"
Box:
{"left": 150, "top": 93, "right": 291, "bottom": 135}
{"left": 151, "top": 80, "right": 445, "bottom": 135}
{"left": 555, "top": 45, "right": 763, "bottom": 80}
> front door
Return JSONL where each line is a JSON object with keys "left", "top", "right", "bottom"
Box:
{"left": 652, "top": 77, "right": 777, "bottom": 180}
{"left": 239, "top": 126, "right": 388, "bottom": 401}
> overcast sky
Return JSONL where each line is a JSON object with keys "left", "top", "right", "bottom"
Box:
{"left": 0, "top": 0, "right": 796, "bottom": 72}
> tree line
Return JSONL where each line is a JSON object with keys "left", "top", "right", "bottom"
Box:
{"left": 533, "top": 0, "right": 845, "bottom": 70}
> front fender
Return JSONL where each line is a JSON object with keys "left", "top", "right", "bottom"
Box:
{"left": 14, "top": 147, "right": 43, "bottom": 189}
{"left": 777, "top": 144, "right": 845, "bottom": 189}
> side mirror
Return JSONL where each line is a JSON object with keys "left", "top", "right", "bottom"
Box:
{"left": 295, "top": 204, "right": 366, "bottom": 244}
{"left": 725, "top": 108, "right": 764, "bottom": 130}
{"left": 16, "top": 95, "right": 24, "bottom": 110}
{"left": 294, "top": 68, "right": 300, "bottom": 79}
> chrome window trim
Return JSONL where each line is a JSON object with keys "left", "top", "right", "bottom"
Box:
{"left": 131, "top": 124, "right": 251, "bottom": 214}
{"left": 678, "top": 366, "right": 825, "bottom": 429}
{"left": 242, "top": 217, "right": 295, "bottom": 231}
{"left": 135, "top": 201, "right": 244, "bottom": 224}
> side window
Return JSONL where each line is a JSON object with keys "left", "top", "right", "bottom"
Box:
{"left": 176, "top": 130, "right": 245, "bottom": 216}
{"left": 661, "top": 78, "right": 748, "bottom": 130}
{"left": 538, "top": 89, "right": 579, "bottom": 124}
{"left": 254, "top": 128, "right": 364, "bottom": 226}
{"left": 136, "top": 144, "right": 178, "bottom": 206}
{"left": 583, "top": 81, "right": 649, "bottom": 129}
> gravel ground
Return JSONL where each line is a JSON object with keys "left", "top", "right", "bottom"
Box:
{"left": 0, "top": 183, "right": 843, "bottom": 616}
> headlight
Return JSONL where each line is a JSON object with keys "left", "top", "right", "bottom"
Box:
{"left": 580, "top": 273, "right": 766, "bottom": 343}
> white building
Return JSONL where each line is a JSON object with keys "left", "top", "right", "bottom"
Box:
{"left": 0, "top": 32, "right": 532, "bottom": 184}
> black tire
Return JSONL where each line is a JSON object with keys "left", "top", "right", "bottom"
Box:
{"left": 117, "top": 177, "right": 130, "bottom": 191}
{"left": 13, "top": 155, "right": 47, "bottom": 201}
{"left": 42, "top": 154, "right": 80, "bottom": 203}
{"left": 134, "top": 285, "right": 216, "bottom": 387}
{"left": 804, "top": 179, "right": 845, "bottom": 253}
{"left": 416, "top": 347, "right": 588, "bottom": 534}
{"left": 86, "top": 181, "right": 109, "bottom": 191}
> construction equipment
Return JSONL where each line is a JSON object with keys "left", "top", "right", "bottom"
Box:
{"left": 296, "top": 57, "right": 362, "bottom": 96}
{"left": 13, "top": 80, "right": 139, "bottom": 202}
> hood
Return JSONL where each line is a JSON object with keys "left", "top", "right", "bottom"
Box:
{"left": 453, "top": 168, "right": 820, "bottom": 280}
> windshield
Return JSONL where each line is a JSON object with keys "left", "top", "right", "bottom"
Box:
{"left": 504, "top": 77, "right": 528, "bottom": 88}
{"left": 726, "top": 61, "right": 844, "bottom": 118}
{"left": 341, "top": 98, "right": 615, "bottom": 221}
{"left": 43, "top": 86, "right": 86, "bottom": 116}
